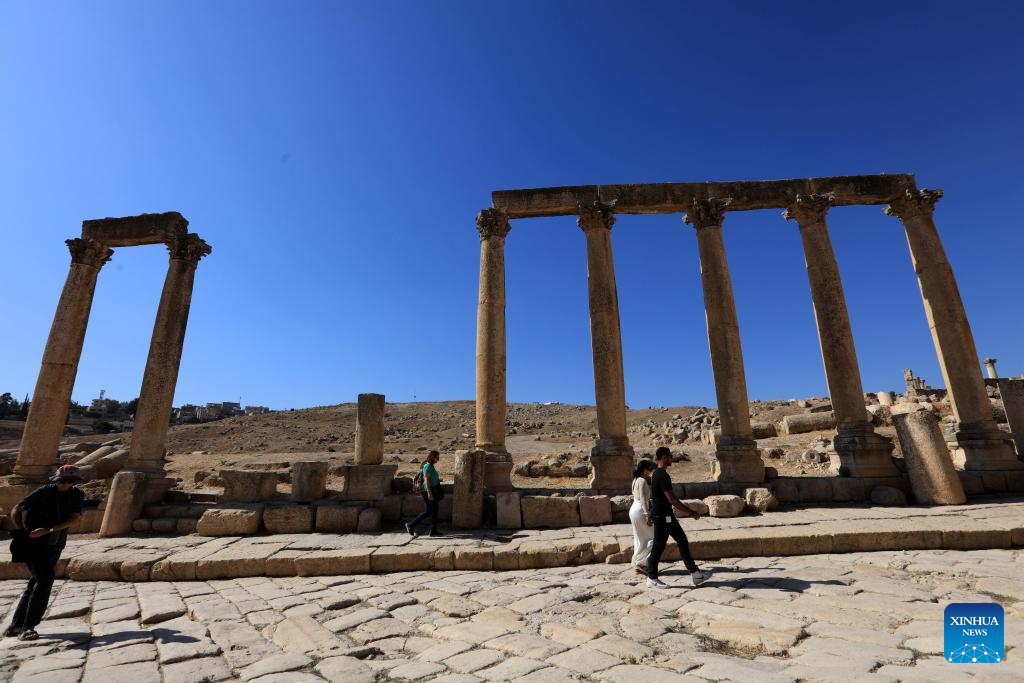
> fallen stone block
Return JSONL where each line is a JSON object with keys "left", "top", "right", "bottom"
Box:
{"left": 704, "top": 494, "right": 746, "bottom": 518}
{"left": 892, "top": 410, "right": 966, "bottom": 505}
{"left": 780, "top": 412, "right": 836, "bottom": 435}
{"left": 744, "top": 488, "right": 778, "bottom": 513}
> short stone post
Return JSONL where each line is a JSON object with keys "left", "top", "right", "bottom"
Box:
{"left": 475, "top": 208, "right": 514, "bottom": 491}
{"left": 686, "top": 199, "right": 763, "bottom": 484}
{"left": 984, "top": 358, "right": 998, "bottom": 379}
{"left": 129, "top": 234, "right": 211, "bottom": 476}
{"left": 453, "top": 450, "right": 485, "bottom": 529}
{"left": 99, "top": 471, "right": 150, "bottom": 537}
{"left": 877, "top": 391, "right": 894, "bottom": 407}
{"left": 893, "top": 410, "right": 967, "bottom": 505}
{"left": 997, "top": 379, "right": 1024, "bottom": 457}
{"left": 355, "top": 393, "right": 385, "bottom": 465}
{"left": 14, "top": 238, "right": 112, "bottom": 483}
{"left": 886, "top": 190, "right": 1018, "bottom": 471}
{"left": 291, "top": 461, "right": 328, "bottom": 502}
{"left": 578, "top": 201, "right": 634, "bottom": 490}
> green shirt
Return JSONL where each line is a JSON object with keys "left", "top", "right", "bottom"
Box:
{"left": 421, "top": 462, "right": 440, "bottom": 491}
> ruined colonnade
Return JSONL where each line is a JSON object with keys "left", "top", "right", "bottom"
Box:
{"left": 9, "top": 212, "right": 211, "bottom": 490}
{"left": 474, "top": 174, "right": 1021, "bottom": 491}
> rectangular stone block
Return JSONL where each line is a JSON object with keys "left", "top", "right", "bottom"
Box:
{"left": 496, "top": 492, "right": 522, "bottom": 529}
{"left": 578, "top": 495, "right": 612, "bottom": 525}
{"left": 263, "top": 504, "right": 314, "bottom": 534}
{"left": 453, "top": 450, "right": 485, "bottom": 529}
{"left": 82, "top": 211, "right": 188, "bottom": 246}
{"left": 338, "top": 464, "right": 397, "bottom": 501}
{"left": 520, "top": 496, "right": 580, "bottom": 529}
{"left": 196, "top": 505, "right": 264, "bottom": 536}
{"left": 314, "top": 503, "right": 360, "bottom": 533}
{"left": 219, "top": 470, "right": 278, "bottom": 502}
{"left": 780, "top": 412, "right": 836, "bottom": 435}
{"left": 294, "top": 549, "right": 370, "bottom": 576}
{"left": 291, "top": 461, "right": 328, "bottom": 502}
{"left": 370, "top": 547, "right": 433, "bottom": 573}
{"left": 379, "top": 494, "right": 404, "bottom": 521}
{"left": 795, "top": 478, "right": 833, "bottom": 502}
{"left": 453, "top": 548, "right": 494, "bottom": 570}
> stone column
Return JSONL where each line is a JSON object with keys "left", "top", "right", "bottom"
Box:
{"left": 892, "top": 409, "right": 966, "bottom": 505}
{"left": 886, "top": 190, "right": 1020, "bottom": 470}
{"left": 13, "top": 238, "right": 113, "bottom": 483}
{"left": 128, "top": 234, "right": 211, "bottom": 475}
{"left": 355, "top": 393, "right": 385, "bottom": 465}
{"left": 578, "top": 201, "right": 634, "bottom": 490}
{"left": 997, "top": 379, "right": 1024, "bottom": 458}
{"left": 984, "top": 358, "right": 998, "bottom": 379}
{"left": 686, "top": 199, "right": 763, "bottom": 484}
{"left": 785, "top": 194, "right": 897, "bottom": 477}
{"left": 474, "top": 208, "right": 513, "bottom": 491}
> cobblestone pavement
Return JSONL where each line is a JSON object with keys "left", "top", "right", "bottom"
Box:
{"left": 1, "top": 549, "right": 1022, "bottom": 682}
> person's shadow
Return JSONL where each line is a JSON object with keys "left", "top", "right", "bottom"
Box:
{"left": 659, "top": 565, "right": 847, "bottom": 593}
{"left": 65, "top": 627, "right": 199, "bottom": 651}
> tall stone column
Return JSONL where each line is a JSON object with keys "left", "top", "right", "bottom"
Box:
{"left": 886, "top": 190, "right": 1020, "bottom": 470}
{"left": 785, "top": 194, "right": 897, "bottom": 477}
{"left": 128, "top": 234, "right": 211, "bottom": 475}
{"left": 686, "top": 199, "right": 764, "bottom": 484}
{"left": 578, "top": 201, "right": 634, "bottom": 490}
{"left": 983, "top": 358, "right": 998, "bottom": 379}
{"left": 13, "top": 239, "right": 113, "bottom": 483}
{"left": 475, "top": 208, "right": 513, "bottom": 491}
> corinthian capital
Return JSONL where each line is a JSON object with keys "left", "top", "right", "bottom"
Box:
{"left": 784, "top": 193, "right": 834, "bottom": 225}
{"left": 476, "top": 208, "right": 510, "bottom": 242}
{"left": 884, "top": 189, "right": 943, "bottom": 220}
{"left": 684, "top": 197, "right": 731, "bottom": 229}
{"left": 167, "top": 233, "right": 212, "bottom": 264}
{"left": 577, "top": 200, "right": 616, "bottom": 233}
{"left": 66, "top": 238, "right": 113, "bottom": 268}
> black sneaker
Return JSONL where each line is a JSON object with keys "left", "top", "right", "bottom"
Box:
{"left": 2, "top": 626, "right": 21, "bottom": 638}
{"left": 18, "top": 629, "right": 37, "bottom": 641}
{"left": 405, "top": 523, "right": 417, "bottom": 538}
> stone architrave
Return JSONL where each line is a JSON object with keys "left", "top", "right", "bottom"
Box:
{"left": 475, "top": 208, "right": 514, "bottom": 491}
{"left": 785, "top": 194, "right": 897, "bottom": 477}
{"left": 13, "top": 239, "right": 113, "bottom": 483}
{"left": 578, "top": 201, "right": 634, "bottom": 490}
{"left": 997, "top": 379, "right": 1024, "bottom": 457}
{"left": 355, "top": 393, "right": 385, "bottom": 465}
{"left": 99, "top": 471, "right": 150, "bottom": 537}
{"left": 886, "top": 190, "right": 1020, "bottom": 471}
{"left": 291, "top": 461, "right": 328, "bottom": 502}
{"left": 453, "top": 450, "right": 485, "bottom": 529}
{"left": 892, "top": 410, "right": 967, "bottom": 505}
{"left": 685, "top": 199, "right": 763, "bottom": 484}
{"left": 129, "top": 234, "right": 212, "bottom": 475}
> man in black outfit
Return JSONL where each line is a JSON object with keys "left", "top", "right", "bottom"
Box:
{"left": 4, "top": 465, "right": 84, "bottom": 640}
{"left": 645, "top": 447, "right": 712, "bottom": 588}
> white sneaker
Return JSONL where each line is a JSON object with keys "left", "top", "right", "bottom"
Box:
{"left": 647, "top": 578, "right": 669, "bottom": 589}
{"left": 691, "top": 570, "right": 712, "bottom": 587}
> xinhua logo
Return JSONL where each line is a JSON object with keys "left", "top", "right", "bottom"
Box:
{"left": 944, "top": 603, "right": 1003, "bottom": 663}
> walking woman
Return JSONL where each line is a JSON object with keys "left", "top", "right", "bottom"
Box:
{"left": 405, "top": 450, "right": 443, "bottom": 537}
{"left": 5, "top": 465, "right": 84, "bottom": 641}
{"left": 629, "top": 459, "right": 655, "bottom": 575}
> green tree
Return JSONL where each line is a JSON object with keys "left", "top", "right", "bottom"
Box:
{"left": 0, "top": 392, "right": 12, "bottom": 419}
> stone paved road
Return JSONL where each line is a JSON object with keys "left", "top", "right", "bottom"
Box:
{"left": 1, "top": 549, "right": 1022, "bottom": 682}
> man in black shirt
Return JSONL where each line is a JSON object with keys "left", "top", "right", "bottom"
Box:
{"left": 4, "top": 465, "right": 84, "bottom": 640}
{"left": 646, "top": 447, "right": 712, "bottom": 588}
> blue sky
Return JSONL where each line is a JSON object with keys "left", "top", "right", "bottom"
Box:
{"left": 1, "top": 1, "right": 1021, "bottom": 410}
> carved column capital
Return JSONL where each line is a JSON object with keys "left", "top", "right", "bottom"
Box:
{"left": 684, "top": 198, "right": 731, "bottom": 229}
{"left": 884, "top": 189, "right": 943, "bottom": 220}
{"left": 167, "top": 234, "right": 212, "bottom": 265}
{"left": 65, "top": 238, "right": 113, "bottom": 268}
{"left": 476, "top": 208, "right": 511, "bottom": 242}
{"left": 577, "top": 200, "right": 616, "bottom": 233}
{"left": 784, "top": 193, "right": 834, "bottom": 225}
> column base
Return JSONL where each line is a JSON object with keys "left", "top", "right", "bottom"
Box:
{"left": 832, "top": 422, "right": 900, "bottom": 478}
{"left": 712, "top": 437, "right": 764, "bottom": 484}
{"left": 950, "top": 423, "right": 1022, "bottom": 471}
{"left": 480, "top": 450, "right": 514, "bottom": 493}
{"left": 589, "top": 438, "right": 634, "bottom": 491}
{"left": 8, "top": 464, "right": 54, "bottom": 486}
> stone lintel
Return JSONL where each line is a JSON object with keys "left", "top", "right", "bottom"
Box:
{"left": 81, "top": 211, "right": 189, "bottom": 246}
{"left": 491, "top": 174, "right": 917, "bottom": 218}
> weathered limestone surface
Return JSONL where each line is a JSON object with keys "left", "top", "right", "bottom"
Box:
{"left": 99, "top": 471, "right": 149, "bottom": 537}
{"left": 893, "top": 410, "right": 967, "bottom": 505}
{"left": 314, "top": 504, "right": 360, "bottom": 533}
{"left": 14, "top": 238, "right": 112, "bottom": 483}
{"left": 129, "top": 234, "right": 211, "bottom": 475}
{"left": 998, "top": 378, "right": 1024, "bottom": 456}
{"left": 291, "top": 461, "right": 328, "bottom": 502}
{"left": 495, "top": 491, "right": 522, "bottom": 529}
{"left": 263, "top": 504, "right": 314, "bottom": 534}
{"left": 780, "top": 411, "right": 836, "bottom": 435}
{"left": 578, "top": 202, "right": 634, "bottom": 490}
{"left": 579, "top": 495, "right": 612, "bottom": 525}
{"left": 220, "top": 469, "right": 279, "bottom": 502}
{"left": 705, "top": 495, "right": 746, "bottom": 518}
{"left": 520, "top": 495, "right": 580, "bottom": 528}
{"left": 196, "top": 505, "right": 263, "bottom": 536}
{"left": 474, "top": 209, "right": 510, "bottom": 457}
{"left": 354, "top": 393, "right": 384, "bottom": 466}
{"left": 886, "top": 190, "right": 1019, "bottom": 470}
{"left": 452, "top": 450, "right": 484, "bottom": 529}
{"left": 337, "top": 464, "right": 396, "bottom": 501}
{"left": 686, "top": 200, "right": 762, "bottom": 484}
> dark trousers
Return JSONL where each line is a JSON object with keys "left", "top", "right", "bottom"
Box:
{"left": 408, "top": 490, "right": 439, "bottom": 533}
{"left": 12, "top": 546, "right": 61, "bottom": 630}
{"left": 646, "top": 515, "right": 698, "bottom": 580}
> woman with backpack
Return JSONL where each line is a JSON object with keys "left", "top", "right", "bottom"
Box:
{"left": 405, "top": 450, "right": 443, "bottom": 537}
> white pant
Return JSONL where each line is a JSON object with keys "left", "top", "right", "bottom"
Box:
{"left": 629, "top": 501, "right": 653, "bottom": 566}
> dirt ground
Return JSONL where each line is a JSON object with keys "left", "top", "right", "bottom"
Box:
{"left": 2, "top": 399, "right": 925, "bottom": 491}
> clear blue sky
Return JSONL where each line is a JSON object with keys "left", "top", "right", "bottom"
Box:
{"left": 1, "top": 1, "right": 1021, "bottom": 410}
